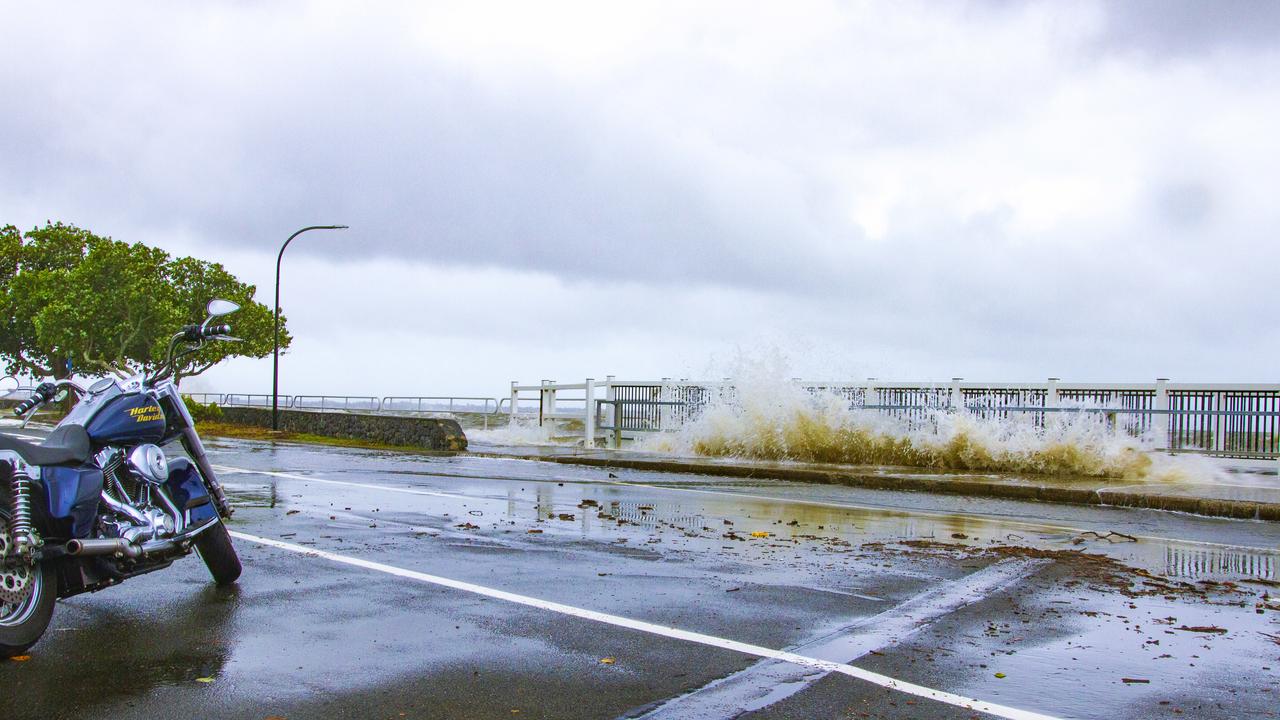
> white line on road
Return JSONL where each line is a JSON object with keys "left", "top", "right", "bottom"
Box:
{"left": 0, "top": 431, "right": 46, "bottom": 441}
{"left": 640, "top": 558, "right": 1048, "bottom": 719}
{"left": 230, "top": 530, "right": 1065, "bottom": 720}
{"left": 213, "top": 465, "right": 468, "bottom": 500}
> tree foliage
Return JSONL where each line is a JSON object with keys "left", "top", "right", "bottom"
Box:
{"left": 0, "top": 222, "right": 288, "bottom": 381}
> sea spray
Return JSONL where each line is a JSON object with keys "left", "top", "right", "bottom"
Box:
{"left": 639, "top": 359, "right": 1211, "bottom": 481}
{"left": 468, "top": 414, "right": 560, "bottom": 446}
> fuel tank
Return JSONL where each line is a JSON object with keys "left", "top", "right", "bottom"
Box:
{"left": 84, "top": 392, "right": 167, "bottom": 445}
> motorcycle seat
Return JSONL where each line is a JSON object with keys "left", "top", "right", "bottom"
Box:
{"left": 0, "top": 424, "right": 92, "bottom": 467}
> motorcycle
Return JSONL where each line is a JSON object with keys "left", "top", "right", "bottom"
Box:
{"left": 0, "top": 299, "right": 243, "bottom": 656}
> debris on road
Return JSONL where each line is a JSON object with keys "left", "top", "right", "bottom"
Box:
{"left": 1073, "top": 531, "right": 1138, "bottom": 544}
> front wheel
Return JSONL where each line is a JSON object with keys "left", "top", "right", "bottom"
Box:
{"left": 194, "top": 519, "right": 241, "bottom": 585}
{"left": 0, "top": 507, "right": 56, "bottom": 657}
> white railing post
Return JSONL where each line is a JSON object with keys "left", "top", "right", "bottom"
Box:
{"left": 584, "top": 378, "right": 596, "bottom": 448}
{"left": 509, "top": 381, "right": 519, "bottom": 421}
{"left": 1044, "top": 377, "right": 1059, "bottom": 430}
{"left": 541, "top": 380, "right": 557, "bottom": 426}
{"left": 950, "top": 377, "right": 964, "bottom": 411}
{"left": 1154, "top": 377, "right": 1170, "bottom": 451}
{"left": 865, "top": 378, "right": 879, "bottom": 410}
{"left": 660, "top": 378, "right": 672, "bottom": 430}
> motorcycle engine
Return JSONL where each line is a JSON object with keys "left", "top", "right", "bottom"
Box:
{"left": 97, "top": 447, "right": 179, "bottom": 544}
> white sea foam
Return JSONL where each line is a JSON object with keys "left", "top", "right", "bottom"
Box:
{"left": 638, "top": 355, "right": 1226, "bottom": 482}
{"left": 467, "top": 414, "right": 566, "bottom": 446}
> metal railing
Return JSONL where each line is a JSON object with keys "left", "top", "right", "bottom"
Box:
{"left": 381, "top": 396, "right": 500, "bottom": 414}
{"left": 292, "top": 395, "right": 380, "bottom": 412}
{"left": 220, "top": 393, "right": 277, "bottom": 408}
{"left": 181, "top": 393, "right": 504, "bottom": 420}
{"left": 182, "top": 393, "right": 224, "bottom": 405}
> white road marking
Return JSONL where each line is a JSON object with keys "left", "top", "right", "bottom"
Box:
{"left": 0, "top": 432, "right": 45, "bottom": 441}
{"left": 230, "top": 530, "right": 1065, "bottom": 720}
{"left": 213, "top": 464, "right": 467, "bottom": 500}
{"left": 640, "top": 558, "right": 1048, "bottom": 719}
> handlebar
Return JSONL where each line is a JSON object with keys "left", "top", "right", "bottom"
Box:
{"left": 147, "top": 322, "right": 233, "bottom": 386}
{"left": 12, "top": 381, "right": 75, "bottom": 417}
{"left": 179, "top": 323, "right": 231, "bottom": 342}
{"left": 13, "top": 395, "right": 43, "bottom": 416}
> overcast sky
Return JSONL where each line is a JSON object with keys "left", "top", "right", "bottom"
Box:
{"left": 3, "top": 1, "right": 1278, "bottom": 397}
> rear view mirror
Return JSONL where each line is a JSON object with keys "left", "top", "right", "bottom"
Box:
{"left": 207, "top": 299, "right": 241, "bottom": 317}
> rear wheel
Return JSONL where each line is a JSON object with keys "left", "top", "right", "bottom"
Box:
{"left": 194, "top": 518, "right": 241, "bottom": 585}
{"left": 0, "top": 504, "right": 56, "bottom": 657}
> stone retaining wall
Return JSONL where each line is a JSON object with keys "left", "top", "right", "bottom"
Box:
{"left": 220, "top": 407, "right": 467, "bottom": 451}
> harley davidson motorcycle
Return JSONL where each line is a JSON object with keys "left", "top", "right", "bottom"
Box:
{"left": 0, "top": 299, "right": 243, "bottom": 656}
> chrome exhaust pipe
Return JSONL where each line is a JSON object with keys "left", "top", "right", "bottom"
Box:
{"left": 65, "top": 538, "right": 142, "bottom": 558}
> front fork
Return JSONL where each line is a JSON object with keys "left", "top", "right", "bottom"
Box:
{"left": 161, "top": 385, "right": 234, "bottom": 520}
{"left": 180, "top": 427, "right": 233, "bottom": 519}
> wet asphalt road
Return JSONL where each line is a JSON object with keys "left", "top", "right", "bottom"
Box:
{"left": 2, "top": 433, "right": 1279, "bottom": 720}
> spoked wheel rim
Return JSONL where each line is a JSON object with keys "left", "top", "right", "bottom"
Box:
{"left": 0, "top": 512, "right": 43, "bottom": 628}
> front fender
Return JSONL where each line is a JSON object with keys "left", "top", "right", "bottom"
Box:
{"left": 165, "top": 458, "right": 217, "bottom": 525}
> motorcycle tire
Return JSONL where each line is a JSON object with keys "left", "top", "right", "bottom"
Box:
{"left": 194, "top": 518, "right": 242, "bottom": 585}
{"left": 0, "top": 503, "right": 56, "bottom": 658}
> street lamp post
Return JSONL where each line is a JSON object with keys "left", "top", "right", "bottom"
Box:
{"left": 273, "top": 225, "right": 348, "bottom": 430}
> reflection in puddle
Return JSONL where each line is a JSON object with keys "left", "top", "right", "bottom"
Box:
{"left": 1164, "top": 545, "right": 1276, "bottom": 581}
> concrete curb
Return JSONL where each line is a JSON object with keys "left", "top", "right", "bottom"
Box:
{"left": 485, "top": 453, "right": 1280, "bottom": 522}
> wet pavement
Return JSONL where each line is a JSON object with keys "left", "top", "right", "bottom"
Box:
{"left": 2, "top": 432, "right": 1279, "bottom": 719}
{"left": 470, "top": 442, "right": 1280, "bottom": 521}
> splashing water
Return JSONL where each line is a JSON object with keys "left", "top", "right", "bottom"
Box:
{"left": 468, "top": 414, "right": 562, "bottom": 446}
{"left": 641, "top": 360, "right": 1220, "bottom": 482}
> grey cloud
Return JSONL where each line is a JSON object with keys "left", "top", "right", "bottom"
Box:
{"left": 1153, "top": 181, "right": 1213, "bottom": 229}
{"left": 1096, "top": 0, "right": 1280, "bottom": 57}
{"left": 0, "top": 20, "right": 861, "bottom": 298}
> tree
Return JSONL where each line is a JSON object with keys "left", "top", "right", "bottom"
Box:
{"left": 0, "top": 222, "right": 289, "bottom": 382}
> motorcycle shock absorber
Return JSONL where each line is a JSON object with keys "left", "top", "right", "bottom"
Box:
{"left": 9, "top": 471, "right": 34, "bottom": 555}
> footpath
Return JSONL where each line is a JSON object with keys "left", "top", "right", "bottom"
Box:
{"left": 472, "top": 443, "right": 1280, "bottom": 522}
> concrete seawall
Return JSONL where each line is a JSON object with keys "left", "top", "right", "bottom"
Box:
{"left": 220, "top": 407, "right": 467, "bottom": 451}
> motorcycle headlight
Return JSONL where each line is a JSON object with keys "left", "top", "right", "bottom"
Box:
{"left": 127, "top": 444, "right": 169, "bottom": 484}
